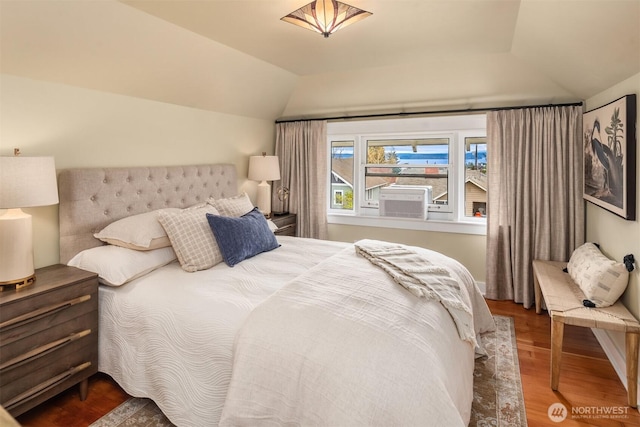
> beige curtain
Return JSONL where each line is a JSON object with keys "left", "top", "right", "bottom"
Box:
{"left": 486, "top": 106, "right": 584, "bottom": 308}
{"left": 275, "top": 120, "right": 328, "bottom": 239}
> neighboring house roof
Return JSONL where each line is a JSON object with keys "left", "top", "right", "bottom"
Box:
{"left": 395, "top": 168, "right": 487, "bottom": 200}
{"left": 331, "top": 158, "right": 393, "bottom": 191}
{"left": 465, "top": 169, "right": 488, "bottom": 192}
{"left": 395, "top": 167, "right": 448, "bottom": 200}
{"left": 333, "top": 160, "right": 488, "bottom": 200}
{"left": 331, "top": 158, "right": 353, "bottom": 187}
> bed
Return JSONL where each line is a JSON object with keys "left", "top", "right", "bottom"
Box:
{"left": 58, "top": 164, "right": 494, "bottom": 427}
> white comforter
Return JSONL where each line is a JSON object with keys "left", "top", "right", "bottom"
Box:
{"left": 220, "top": 242, "right": 494, "bottom": 427}
{"left": 98, "top": 236, "right": 349, "bottom": 427}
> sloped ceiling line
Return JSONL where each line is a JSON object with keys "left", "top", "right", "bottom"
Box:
{"left": 1, "top": 0, "right": 638, "bottom": 121}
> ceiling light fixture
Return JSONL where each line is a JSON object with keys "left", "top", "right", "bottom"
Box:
{"left": 281, "top": 0, "right": 372, "bottom": 38}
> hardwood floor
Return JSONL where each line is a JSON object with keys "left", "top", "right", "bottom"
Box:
{"left": 15, "top": 373, "right": 128, "bottom": 427}
{"left": 488, "top": 299, "right": 640, "bottom": 427}
{"left": 14, "top": 299, "right": 640, "bottom": 426}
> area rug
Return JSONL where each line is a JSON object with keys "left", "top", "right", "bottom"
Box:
{"left": 471, "top": 315, "right": 528, "bottom": 427}
{"left": 91, "top": 315, "right": 526, "bottom": 427}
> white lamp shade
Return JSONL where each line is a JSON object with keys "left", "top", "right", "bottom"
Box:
{"left": 0, "top": 156, "right": 59, "bottom": 208}
{"left": 248, "top": 155, "right": 281, "bottom": 182}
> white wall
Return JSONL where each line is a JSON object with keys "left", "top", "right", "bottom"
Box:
{"left": 328, "top": 224, "right": 486, "bottom": 283}
{"left": 281, "top": 53, "right": 576, "bottom": 120}
{"left": 0, "top": 74, "right": 275, "bottom": 269}
{"left": 585, "top": 72, "right": 640, "bottom": 403}
{"left": 586, "top": 72, "right": 640, "bottom": 319}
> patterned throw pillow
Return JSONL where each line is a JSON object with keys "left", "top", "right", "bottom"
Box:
{"left": 208, "top": 193, "right": 254, "bottom": 217}
{"left": 158, "top": 205, "right": 223, "bottom": 272}
{"left": 206, "top": 208, "right": 280, "bottom": 267}
{"left": 567, "top": 242, "right": 630, "bottom": 307}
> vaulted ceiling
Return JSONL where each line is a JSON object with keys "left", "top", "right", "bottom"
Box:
{"left": 1, "top": 0, "right": 638, "bottom": 121}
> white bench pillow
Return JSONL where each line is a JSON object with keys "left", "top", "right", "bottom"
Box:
{"left": 567, "top": 242, "right": 629, "bottom": 307}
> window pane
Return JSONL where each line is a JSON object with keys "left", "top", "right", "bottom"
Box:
{"left": 366, "top": 138, "right": 449, "bottom": 164}
{"left": 330, "top": 140, "right": 354, "bottom": 210}
{"left": 464, "top": 137, "right": 487, "bottom": 217}
{"left": 364, "top": 138, "right": 450, "bottom": 206}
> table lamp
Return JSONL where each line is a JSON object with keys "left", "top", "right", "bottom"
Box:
{"left": 0, "top": 154, "right": 59, "bottom": 290}
{"left": 248, "top": 153, "right": 280, "bottom": 217}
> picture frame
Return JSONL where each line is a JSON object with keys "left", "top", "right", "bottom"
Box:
{"left": 583, "top": 94, "right": 636, "bottom": 220}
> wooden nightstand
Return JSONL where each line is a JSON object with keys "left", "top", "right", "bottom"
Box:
{"left": 271, "top": 213, "right": 297, "bottom": 236}
{"left": 0, "top": 264, "right": 99, "bottom": 417}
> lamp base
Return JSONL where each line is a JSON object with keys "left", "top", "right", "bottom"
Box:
{"left": 255, "top": 181, "right": 272, "bottom": 217}
{"left": 0, "top": 274, "right": 36, "bottom": 292}
{"left": 0, "top": 208, "right": 36, "bottom": 291}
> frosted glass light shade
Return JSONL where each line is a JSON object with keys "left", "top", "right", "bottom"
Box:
{"left": 281, "top": 0, "right": 372, "bottom": 38}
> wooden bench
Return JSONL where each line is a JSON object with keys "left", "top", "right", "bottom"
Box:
{"left": 532, "top": 259, "right": 640, "bottom": 407}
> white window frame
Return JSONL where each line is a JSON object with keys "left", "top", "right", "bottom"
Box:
{"left": 359, "top": 133, "right": 455, "bottom": 215}
{"left": 327, "top": 115, "right": 487, "bottom": 235}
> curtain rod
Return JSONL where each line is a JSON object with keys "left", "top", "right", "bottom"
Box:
{"left": 274, "top": 101, "right": 583, "bottom": 124}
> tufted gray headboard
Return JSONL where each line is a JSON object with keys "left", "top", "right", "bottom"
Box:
{"left": 58, "top": 164, "right": 238, "bottom": 264}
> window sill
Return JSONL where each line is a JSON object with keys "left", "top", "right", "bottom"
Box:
{"left": 327, "top": 213, "right": 487, "bottom": 235}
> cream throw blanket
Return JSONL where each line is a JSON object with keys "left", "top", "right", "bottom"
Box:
{"left": 355, "top": 239, "right": 477, "bottom": 348}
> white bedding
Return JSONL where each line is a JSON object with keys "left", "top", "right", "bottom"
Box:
{"left": 220, "top": 242, "right": 494, "bottom": 427}
{"left": 98, "top": 236, "right": 349, "bottom": 427}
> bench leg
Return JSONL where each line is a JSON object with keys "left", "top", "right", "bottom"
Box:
{"left": 626, "top": 332, "right": 639, "bottom": 408}
{"left": 550, "top": 317, "right": 564, "bottom": 391}
{"left": 534, "top": 273, "right": 542, "bottom": 314}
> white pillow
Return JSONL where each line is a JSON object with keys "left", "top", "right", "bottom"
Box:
{"left": 68, "top": 246, "right": 177, "bottom": 286}
{"left": 158, "top": 205, "right": 224, "bottom": 272}
{"left": 94, "top": 208, "right": 181, "bottom": 250}
{"left": 567, "top": 242, "right": 630, "bottom": 307}
{"left": 208, "top": 193, "right": 254, "bottom": 217}
{"left": 266, "top": 219, "right": 278, "bottom": 232}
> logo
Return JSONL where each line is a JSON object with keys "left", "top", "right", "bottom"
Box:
{"left": 548, "top": 402, "right": 568, "bottom": 423}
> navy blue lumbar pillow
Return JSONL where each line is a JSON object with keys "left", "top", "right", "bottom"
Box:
{"left": 206, "top": 207, "right": 280, "bottom": 267}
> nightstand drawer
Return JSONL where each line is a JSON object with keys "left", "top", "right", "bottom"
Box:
{"left": 0, "top": 290, "right": 97, "bottom": 361}
{"left": 3, "top": 360, "right": 93, "bottom": 415}
{"left": 275, "top": 222, "right": 296, "bottom": 236}
{"left": 0, "top": 278, "right": 96, "bottom": 325}
{"left": 272, "top": 213, "right": 297, "bottom": 236}
{"left": 0, "top": 329, "right": 96, "bottom": 403}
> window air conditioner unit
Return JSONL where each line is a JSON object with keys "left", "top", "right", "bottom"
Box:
{"left": 379, "top": 187, "right": 431, "bottom": 220}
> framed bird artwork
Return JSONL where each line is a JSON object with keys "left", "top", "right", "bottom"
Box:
{"left": 583, "top": 94, "right": 636, "bottom": 220}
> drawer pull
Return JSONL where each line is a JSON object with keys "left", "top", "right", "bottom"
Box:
{"left": 0, "top": 295, "right": 91, "bottom": 330}
{"left": 0, "top": 329, "right": 92, "bottom": 373}
{"left": 3, "top": 362, "right": 92, "bottom": 411}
